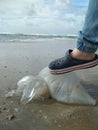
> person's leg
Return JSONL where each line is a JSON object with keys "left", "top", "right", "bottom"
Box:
{"left": 48, "top": 0, "right": 98, "bottom": 74}
{"left": 72, "top": 0, "right": 98, "bottom": 60}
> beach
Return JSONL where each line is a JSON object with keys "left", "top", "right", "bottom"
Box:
{"left": 0, "top": 38, "right": 98, "bottom": 130}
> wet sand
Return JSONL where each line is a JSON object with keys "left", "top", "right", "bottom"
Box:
{"left": 0, "top": 38, "right": 98, "bottom": 130}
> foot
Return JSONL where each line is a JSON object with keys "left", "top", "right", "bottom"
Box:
{"left": 71, "top": 48, "right": 95, "bottom": 60}
{"left": 48, "top": 49, "right": 98, "bottom": 75}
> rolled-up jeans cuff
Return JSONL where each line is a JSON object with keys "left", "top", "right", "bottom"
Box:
{"left": 77, "top": 31, "right": 98, "bottom": 53}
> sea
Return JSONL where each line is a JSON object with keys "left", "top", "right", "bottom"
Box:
{"left": 0, "top": 34, "right": 77, "bottom": 42}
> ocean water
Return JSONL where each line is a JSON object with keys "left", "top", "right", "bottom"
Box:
{"left": 0, "top": 34, "right": 77, "bottom": 42}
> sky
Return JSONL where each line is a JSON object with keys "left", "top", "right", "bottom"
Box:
{"left": 0, "top": 0, "right": 89, "bottom": 35}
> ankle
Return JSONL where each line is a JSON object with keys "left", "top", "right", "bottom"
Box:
{"left": 71, "top": 48, "right": 95, "bottom": 60}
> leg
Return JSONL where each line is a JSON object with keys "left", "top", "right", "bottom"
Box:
{"left": 72, "top": 0, "right": 98, "bottom": 60}
{"left": 77, "top": 0, "right": 98, "bottom": 53}
{"left": 48, "top": 0, "right": 98, "bottom": 74}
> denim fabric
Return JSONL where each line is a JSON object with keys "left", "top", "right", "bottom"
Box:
{"left": 77, "top": 0, "right": 98, "bottom": 53}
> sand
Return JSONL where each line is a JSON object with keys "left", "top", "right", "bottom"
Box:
{"left": 0, "top": 38, "right": 98, "bottom": 130}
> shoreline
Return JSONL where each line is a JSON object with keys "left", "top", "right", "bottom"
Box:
{"left": 0, "top": 37, "right": 77, "bottom": 44}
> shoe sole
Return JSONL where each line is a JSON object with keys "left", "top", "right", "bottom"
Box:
{"left": 49, "top": 59, "right": 98, "bottom": 74}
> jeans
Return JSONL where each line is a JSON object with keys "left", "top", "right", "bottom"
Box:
{"left": 77, "top": 0, "right": 98, "bottom": 53}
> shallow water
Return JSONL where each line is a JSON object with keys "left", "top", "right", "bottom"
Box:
{"left": 0, "top": 38, "right": 98, "bottom": 91}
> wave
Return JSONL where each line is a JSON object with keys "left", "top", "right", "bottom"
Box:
{"left": 0, "top": 34, "right": 77, "bottom": 42}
